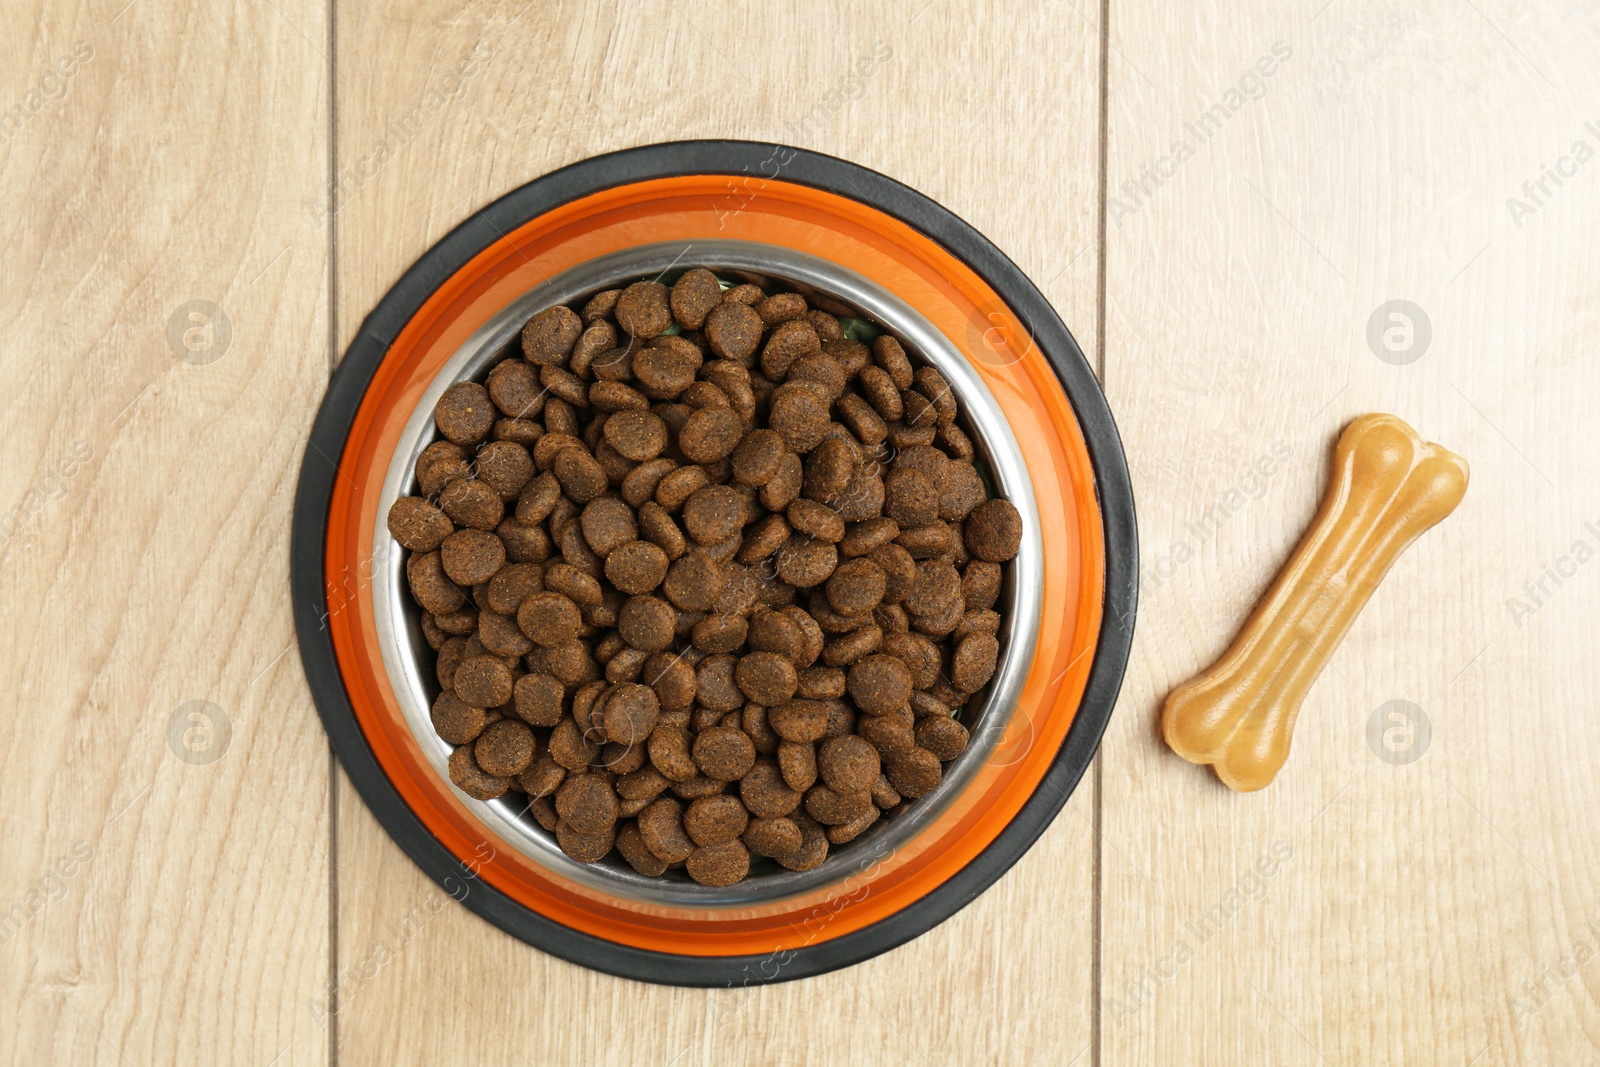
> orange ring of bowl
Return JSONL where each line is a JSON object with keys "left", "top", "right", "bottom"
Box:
{"left": 324, "top": 176, "right": 1104, "bottom": 956}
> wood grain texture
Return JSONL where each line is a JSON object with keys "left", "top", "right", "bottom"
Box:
{"left": 1100, "top": 0, "right": 1600, "bottom": 1063}
{"left": 0, "top": 0, "right": 333, "bottom": 1064}
{"left": 328, "top": 2, "right": 1104, "bottom": 1065}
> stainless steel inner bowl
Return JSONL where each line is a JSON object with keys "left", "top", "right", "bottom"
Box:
{"left": 372, "top": 239, "right": 1043, "bottom": 908}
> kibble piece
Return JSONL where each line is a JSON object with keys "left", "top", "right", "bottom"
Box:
{"left": 603, "top": 540, "right": 668, "bottom": 595}
{"left": 687, "top": 840, "right": 750, "bottom": 886}
{"left": 476, "top": 441, "right": 535, "bottom": 500}
{"left": 903, "top": 559, "right": 962, "bottom": 617}
{"left": 679, "top": 407, "right": 745, "bottom": 464}
{"left": 556, "top": 773, "right": 619, "bottom": 834}
{"left": 388, "top": 497, "right": 453, "bottom": 552}
{"left": 671, "top": 268, "right": 723, "bottom": 330}
{"left": 643, "top": 653, "right": 697, "bottom": 713}
{"left": 486, "top": 562, "right": 543, "bottom": 615}
{"left": 743, "top": 816, "right": 803, "bottom": 858}
{"left": 846, "top": 654, "right": 912, "bottom": 716}
{"left": 548, "top": 715, "right": 600, "bottom": 769}
{"left": 768, "top": 384, "right": 830, "bottom": 453}
{"left": 693, "top": 726, "right": 758, "bottom": 781}
{"left": 965, "top": 499, "right": 1023, "bottom": 562}
{"left": 886, "top": 747, "right": 943, "bottom": 798}
{"left": 630, "top": 796, "right": 694, "bottom": 863}
{"left": 804, "top": 783, "right": 872, "bottom": 826}
{"left": 731, "top": 429, "right": 785, "bottom": 486}
{"left": 513, "top": 672, "right": 565, "bottom": 727}
{"left": 739, "top": 760, "right": 802, "bottom": 818}
{"left": 517, "top": 754, "right": 566, "bottom": 799}
{"left": 786, "top": 499, "right": 844, "bottom": 544}
{"left": 775, "top": 814, "right": 829, "bottom": 871}
{"left": 633, "top": 344, "right": 702, "bottom": 398}
{"left": 601, "top": 682, "right": 661, "bottom": 746}
{"left": 453, "top": 654, "right": 514, "bottom": 708}
{"left": 579, "top": 497, "right": 638, "bottom": 558}
{"left": 431, "top": 691, "right": 486, "bottom": 745}
{"left": 684, "top": 794, "right": 749, "bottom": 846}
{"left": 915, "top": 716, "right": 970, "bottom": 761}
{"left": 616, "top": 821, "right": 670, "bottom": 876}
{"left": 417, "top": 441, "right": 470, "bottom": 497}
{"left": 777, "top": 740, "right": 819, "bottom": 792}
{"left": 603, "top": 410, "right": 669, "bottom": 462}
{"left": 768, "top": 699, "right": 830, "bottom": 743}
{"left": 662, "top": 551, "right": 725, "bottom": 611}
{"left": 951, "top": 632, "right": 1001, "bottom": 693}
{"left": 647, "top": 722, "right": 699, "bottom": 782}
{"left": 438, "top": 478, "right": 504, "bottom": 531}
{"left": 552, "top": 447, "right": 608, "bottom": 503}
{"left": 439, "top": 529, "right": 505, "bottom": 586}
{"left": 475, "top": 719, "right": 536, "bottom": 777}
{"left": 940, "top": 461, "right": 987, "bottom": 521}
{"left": 802, "top": 437, "right": 855, "bottom": 503}
{"left": 434, "top": 382, "right": 495, "bottom": 445}
{"left": 448, "top": 745, "right": 508, "bottom": 800}
{"left": 775, "top": 536, "right": 837, "bottom": 589}
{"left": 618, "top": 595, "right": 676, "bottom": 652}
{"left": 681, "top": 485, "right": 744, "bottom": 545}
{"left": 517, "top": 591, "right": 582, "bottom": 647}
{"left": 883, "top": 468, "right": 939, "bottom": 528}
{"left": 735, "top": 651, "right": 799, "bottom": 706}
{"left": 556, "top": 819, "right": 616, "bottom": 863}
{"left": 825, "top": 558, "right": 886, "bottom": 617}
{"left": 521, "top": 305, "right": 583, "bottom": 365}
{"left": 817, "top": 734, "right": 881, "bottom": 794}
{"left": 692, "top": 613, "right": 748, "bottom": 654}
{"left": 704, "top": 302, "right": 763, "bottom": 364}
{"left": 615, "top": 280, "right": 673, "bottom": 338}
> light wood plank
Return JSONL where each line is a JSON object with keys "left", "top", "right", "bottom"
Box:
{"left": 1101, "top": 1, "right": 1600, "bottom": 1063}
{"left": 330, "top": 2, "right": 1104, "bottom": 1063}
{"left": 0, "top": 0, "right": 332, "bottom": 1062}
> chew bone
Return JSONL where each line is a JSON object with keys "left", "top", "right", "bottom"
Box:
{"left": 1161, "top": 414, "right": 1468, "bottom": 791}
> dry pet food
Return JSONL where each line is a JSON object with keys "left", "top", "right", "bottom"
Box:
{"left": 390, "top": 266, "right": 1023, "bottom": 885}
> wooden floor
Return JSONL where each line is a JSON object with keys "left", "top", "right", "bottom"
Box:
{"left": 2, "top": 0, "right": 1597, "bottom": 1063}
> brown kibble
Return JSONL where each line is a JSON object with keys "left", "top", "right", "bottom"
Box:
{"left": 761, "top": 319, "right": 821, "bottom": 379}
{"left": 556, "top": 773, "right": 619, "bottom": 834}
{"left": 475, "top": 719, "right": 535, "bottom": 777}
{"left": 679, "top": 406, "right": 745, "bottom": 464}
{"left": 434, "top": 382, "right": 495, "bottom": 445}
{"left": 513, "top": 672, "right": 565, "bottom": 727}
{"left": 549, "top": 715, "right": 600, "bottom": 770}
{"left": 731, "top": 429, "right": 785, "bottom": 486}
{"left": 692, "top": 613, "right": 748, "bottom": 654}
{"left": 644, "top": 653, "right": 697, "bottom": 713}
{"left": 438, "top": 477, "right": 504, "bottom": 531}
{"left": 684, "top": 794, "right": 749, "bottom": 846}
{"left": 693, "top": 726, "right": 757, "bottom": 781}
{"left": 682, "top": 484, "right": 745, "bottom": 544}
{"left": 768, "top": 384, "right": 830, "bottom": 453}
{"left": 903, "top": 559, "right": 962, "bottom": 617}
{"left": 704, "top": 301, "right": 763, "bottom": 364}
{"left": 416, "top": 441, "right": 470, "bottom": 497}
{"left": 661, "top": 550, "right": 725, "bottom": 612}
{"left": 886, "top": 747, "right": 943, "bottom": 798}
{"left": 687, "top": 840, "right": 750, "bottom": 886}
{"left": 827, "top": 807, "right": 880, "bottom": 845}
{"left": 735, "top": 651, "right": 799, "bottom": 706}
{"left": 775, "top": 536, "right": 837, "bottom": 588}
{"left": 802, "top": 437, "right": 855, "bottom": 503}
{"left": 606, "top": 540, "right": 670, "bottom": 594}
{"left": 521, "top": 305, "right": 583, "bottom": 365}
{"left": 617, "top": 821, "right": 670, "bottom": 876}
{"left": 601, "top": 682, "right": 660, "bottom": 746}
{"left": 615, "top": 280, "right": 673, "bottom": 338}
{"left": 847, "top": 655, "right": 913, "bottom": 716}
{"left": 552, "top": 447, "right": 608, "bottom": 503}
{"left": 817, "top": 734, "right": 881, "bottom": 794}
{"left": 648, "top": 723, "right": 698, "bottom": 782}
{"left": 633, "top": 343, "right": 702, "bottom": 398}
{"left": 637, "top": 797, "right": 696, "bottom": 862}
{"left": 603, "top": 410, "right": 669, "bottom": 461}
{"left": 618, "top": 595, "right": 676, "bottom": 652}
{"left": 579, "top": 496, "right": 637, "bottom": 558}
{"left": 826, "top": 558, "right": 886, "bottom": 617}
{"left": 517, "top": 591, "right": 582, "bottom": 647}
{"left": 777, "top": 740, "right": 818, "bottom": 792}
{"left": 744, "top": 817, "right": 803, "bottom": 858}
{"left": 755, "top": 292, "right": 807, "bottom": 327}
{"left": 768, "top": 699, "right": 830, "bottom": 743}
{"left": 739, "top": 760, "right": 802, "bottom": 818}
{"left": 915, "top": 716, "right": 970, "bottom": 761}
{"left": 440, "top": 528, "right": 505, "bottom": 586}
{"left": 951, "top": 632, "right": 1000, "bottom": 693}
{"left": 448, "top": 745, "right": 508, "bottom": 800}
{"left": 388, "top": 497, "right": 453, "bottom": 551}
{"left": 454, "top": 654, "right": 514, "bottom": 708}
{"left": 486, "top": 563, "right": 543, "bottom": 615}
{"left": 804, "top": 782, "right": 872, "bottom": 825}
{"left": 431, "top": 691, "right": 485, "bottom": 745}
{"left": 516, "top": 754, "right": 566, "bottom": 799}
{"left": 940, "top": 461, "right": 987, "bottom": 521}
{"left": 556, "top": 819, "right": 616, "bottom": 863}
{"left": 883, "top": 467, "right": 938, "bottom": 528}
{"left": 965, "top": 499, "right": 1023, "bottom": 562}
{"left": 671, "top": 268, "right": 723, "bottom": 330}
{"left": 774, "top": 814, "right": 829, "bottom": 871}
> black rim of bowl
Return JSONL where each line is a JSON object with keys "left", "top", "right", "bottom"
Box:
{"left": 290, "top": 140, "right": 1138, "bottom": 986}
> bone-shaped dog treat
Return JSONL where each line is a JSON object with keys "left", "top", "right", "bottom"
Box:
{"left": 1161, "top": 414, "right": 1468, "bottom": 791}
